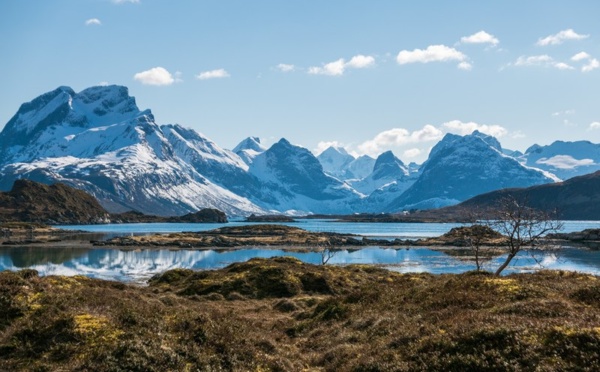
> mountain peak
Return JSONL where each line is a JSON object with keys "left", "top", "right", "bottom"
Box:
{"left": 317, "top": 146, "right": 355, "bottom": 179}
{"left": 233, "top": 136, "right": 266, "bottom": 153}
{"left": 320, "top": 146, "right": 350, "bottom": 157}
{"left": 276, "top": 138, "right": 292, "bottom": 147}
{"left": 233, "top": 137, "right": 267, "bottom": 165}
{"left": 371, "top": 150, "right": 408, "bottom": 180}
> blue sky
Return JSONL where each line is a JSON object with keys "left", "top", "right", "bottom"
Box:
{"left": 1, "top": 0, "right": 599, "bottom": 163}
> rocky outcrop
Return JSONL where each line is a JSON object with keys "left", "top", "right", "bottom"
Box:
{"left": 0, "top": 179, "right": 110, "bottom": 224}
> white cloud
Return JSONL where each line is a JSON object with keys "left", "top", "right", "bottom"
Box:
{"left": 196, "top": 68, "right": 230, "bottom": 80}
{"left": 133, "top": 67, "right": 174, "bottom": 86}
{"left": 85, "top": 18, "right": 101, "bottom": 26}
{"left": 571, "top": 52, "right": 591, "bottom": 61}
{"left": 346, "top": 55, "right": 375, "bottom": 69}
{"left": 112, "top": 0, "right": 140, "bottom": 3}
{"left": 276, "top": 64, "right": 295, "bottom": 72}
{"left": 460, "top": 31, "right": 499, "bottom": 46}
{"left": 582, "top": 58, "right": 600, "bottom": 72}
{"left": 536, "top": 155, "right": 595, "bottom": 170}
{"left": 515, "top": 55, "right": 553, "bottom": 66}
{"left": 457, "top": 61, "right": 473, "bottom": 70}
{"left": 512, "top": 55, "right": 574, "bottom": 70}
{"left": 442, "top": 120, "right": 508, "bottom": 137}
{"left": 555, "top": 62, "right": 575, "bottom": 70}
{"left": 308, "top": 58, "right": 346, "bottom": 76}
{"left": 358, "top": 125, "right": 443, "bottom": 156}
{"left": 308, "top": 54, "right": 375, "bottom": 76}
{"left": 403, "top": 148, "right": 422, "bottom": 159}
{"left": 98, "top": 81, "right": 109, "bottom": 86}
{"left": 589, "top": 122, "right": 600, "bottom": 130}
{"left": 396, "top": 44, "right": 470, "bottom": 69}
{"left": 537, "top": 29, "right": 589, "bottom": 46}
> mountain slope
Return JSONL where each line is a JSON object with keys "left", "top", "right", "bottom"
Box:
{"left": 385, "top": 131, "right": 556, "bottom": 211}
{"left": 0, "top": 86, "right": 264, "bottom": 216}
{"left": 350, "top": 151, "right": 414, "bottom": 195}
{"left": 233, "top": 137, "right": 267, "bottom": 165}
{"left": 445, "top": 170, "right": 600, "bottom": 220}
{"left": 522, "top": 140, "right": 600, "bottom": 180}
{"left": 249, "top": 139, "right": 361, "bottom": 213}
{"left": 317, "top": 146, "right": 355, "bottom": 179}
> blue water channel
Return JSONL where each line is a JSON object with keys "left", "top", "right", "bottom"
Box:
{"left": 0, "top": 220, "right": 598, "bottom": 282}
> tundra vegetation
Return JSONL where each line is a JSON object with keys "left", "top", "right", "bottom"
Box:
{"left": 1, "top": 257, "right": 600, "bottom": 371}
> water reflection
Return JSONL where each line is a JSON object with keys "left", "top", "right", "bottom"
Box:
{"left": 2, "top": 246, "right": 600, "bottom": 283}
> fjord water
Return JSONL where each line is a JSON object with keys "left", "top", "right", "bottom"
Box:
{"left": 55, "top": 219, "right": 600, "bottom": 238}
{"left": 2, "top": 246, "right": 600, "bottom": 283}
{"left": 1, "top": 220, "right": 599, "bottom": 282}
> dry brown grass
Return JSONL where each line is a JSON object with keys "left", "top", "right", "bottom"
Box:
{"left": 1, "top": 258, "right": 600, "bottom": 371}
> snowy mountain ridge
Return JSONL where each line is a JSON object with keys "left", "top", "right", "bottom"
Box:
{"left": 3, "top": 85, "right": 595, "bottom": 216}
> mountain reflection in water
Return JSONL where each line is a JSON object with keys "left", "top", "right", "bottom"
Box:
{"left": 2, "top": 246, "right": 600, "bottom": 283}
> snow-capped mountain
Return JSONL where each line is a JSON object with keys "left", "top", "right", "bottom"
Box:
{"left": 316, "top": 146, "right": 376, "bottom": 181}
{"left": 0, "top": 86, "right": 264, "bottom": 216}
{"left": 249, "top": 139, "right": 362, "bottom": 214}
{"left": 317, "top": 146, "right": 355, "bottom": 179}
{"left": 4, "top": 85, "right": 595, "bottom": 217}
{"left": 233, "top": 137, "right": 266, "bottom": 165}
{"left": 521, "top": 140, "right": 600, "bottom": 180}
{"left": 384, "top": 131, "right": 557, "bottom": 212}
{"left": 345, "top": 155, "right": 376, "bottom": 180}
{"left": 350, "top": 151, "right": 415, "bottom": 195}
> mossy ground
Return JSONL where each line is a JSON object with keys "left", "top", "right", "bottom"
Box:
{"left": 1, "top": 257, "right": 600, "bottom": 371}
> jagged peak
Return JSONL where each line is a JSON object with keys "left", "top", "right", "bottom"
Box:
{"left": 233, "top": 136, "right": 266, "bottom": 153}
{"left": 276, "top": 138, "right": 292, "bottom": 147}
{"left": 371, "top": 150, "right": 408, "bottom": 179}
{"left": 374, "top": 150, "right": 404, "bottom": 166}
{"left": 525, "top": 143, "right": 542, "bottom": 154}
{"left": 431, "top": 131, "right": 503, "bottom": 158}
{"left": 319, "top": 146, "right": 350, "bottom": 157}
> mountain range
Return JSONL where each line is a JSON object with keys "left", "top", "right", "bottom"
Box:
{"left": 1, "top": 85, "right": 598, "bottom": 217}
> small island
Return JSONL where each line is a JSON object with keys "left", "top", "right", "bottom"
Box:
{"left": 245, "top": 213, "right": 296, "bottom": 223}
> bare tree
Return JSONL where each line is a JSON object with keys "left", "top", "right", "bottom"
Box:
{"left": 486, "top": 196, "right": 563, "bottom": 276}
{"left": 462, "top": 224, "right": 489, "bottom": 271}
{"left": 320, "top": 248, "right": 337, "bottom": 265}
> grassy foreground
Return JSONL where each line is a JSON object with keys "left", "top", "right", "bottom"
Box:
{"left": 1, "top": 257, "right": 600, "bottom": 371}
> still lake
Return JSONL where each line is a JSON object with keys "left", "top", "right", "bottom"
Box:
{"left": 1, "top": 220, "right": 599, "bottom": 283}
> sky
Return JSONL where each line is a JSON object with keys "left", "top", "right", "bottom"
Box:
{"left": 1, "top": 0, "right": 599, "bottom": 163}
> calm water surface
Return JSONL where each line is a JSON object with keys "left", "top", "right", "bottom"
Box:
{"left": 1, "top": 246, "right": 599, "bottom": 283}
{"left": 1, "top": 220, "right": 598, "bottom": 283}
{"left": 55, "top": 219, "right": 600, "bottom": 239}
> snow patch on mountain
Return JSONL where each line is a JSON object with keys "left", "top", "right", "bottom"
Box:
{"left": 523, "top": 140, "right": 600, "bottom": 179}
{"left": 249, "top": 139, "right": 362, "bottom": 214}
{"left": 233, "top": 137, "right": 267, "bottom": 165}
{"left": 0, "top": 85, "right": 265, "bottom": 216}
{"left": 385, "top": 131, "right": 556, "bottom": 212}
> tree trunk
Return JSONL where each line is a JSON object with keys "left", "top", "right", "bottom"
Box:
{"left": 494, "top": 252, "right": 516, "bottom": 276}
